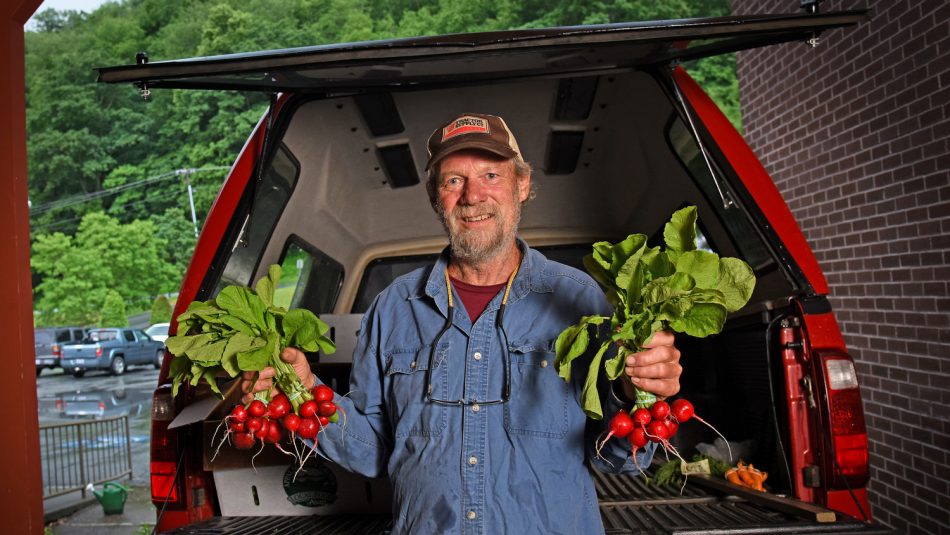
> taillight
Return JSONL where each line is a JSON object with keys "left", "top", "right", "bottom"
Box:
{"left": 95, "top": 346, "right": 103, "bottom": 358}
{"left": 819, "top": 353, "right": 869, "bottom": 487}
{"left": 151, "top": 387, "right": 182, "bottom": 505}
{"left": 52, "top": 344, "right": 61, "bottom": 358}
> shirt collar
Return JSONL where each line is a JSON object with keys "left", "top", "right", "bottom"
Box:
{"left": 417, "top": 238, "right": 552, "bottom": 313}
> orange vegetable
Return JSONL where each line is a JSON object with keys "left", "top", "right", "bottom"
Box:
{"left": 726, "top": 461, "right": 768, "bottom": 492}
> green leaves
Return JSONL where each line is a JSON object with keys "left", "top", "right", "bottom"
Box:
{"left": 554, "top": 315, "right": 607, "bottom": 383}
{"left": 164, "top": 264, "right": 336, "bottom": 399}
{"left": 554, "top": 206, "right": 756, "bottom": 416}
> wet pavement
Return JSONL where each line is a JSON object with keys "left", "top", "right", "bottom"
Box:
{"left": 37, "top": 365, "right": 159, "bottom": 532}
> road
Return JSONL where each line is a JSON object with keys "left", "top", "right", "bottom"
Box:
{"left": 36, "top": 365, "right": 158, "bottom": 487}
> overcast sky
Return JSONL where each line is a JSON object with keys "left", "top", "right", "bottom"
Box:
{"left": 26, "top": 0, "right": 113, "bottom": 28}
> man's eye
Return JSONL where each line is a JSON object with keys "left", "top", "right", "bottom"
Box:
{"left": 443, "top": 177, "right": 462, "bottom": 188}
{"left": 485, "top": 173, "right": 498, "bottom": 180}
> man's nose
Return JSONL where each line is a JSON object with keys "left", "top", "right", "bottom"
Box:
{"left": 459, "top": 177, "right": 486, "bottom": 204}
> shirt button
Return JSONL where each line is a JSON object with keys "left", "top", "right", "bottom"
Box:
{"left": 540, "top": 359, "right": 548, "bottom": 368}
{"left": 468, "top": 456, "right": 478, "bottom": 465}
{"left": 473, "top": 352, "right": 482, "bottom": 361}
{"left": 409, "top": 361, "right": 416, "bottom": 369}
{"left": 471, "top": 403, "right": 480, "bottom": 412}
{"left": 467, "top": 511, "right": 477, "bottom": 520}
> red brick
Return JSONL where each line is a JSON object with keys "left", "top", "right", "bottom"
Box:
{"left": 735, "top": 2, "right": 950, "bottom": 533}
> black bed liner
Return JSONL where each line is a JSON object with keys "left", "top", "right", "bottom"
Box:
{"left": 165, "top": 471, "right": 895, "bottom": 534}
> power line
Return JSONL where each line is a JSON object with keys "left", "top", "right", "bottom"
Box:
{"left": 30, "top": 187, "right": 202, "bottom": 234}
{"left": 30, "top": 166, "right": 229, "bottom": 216}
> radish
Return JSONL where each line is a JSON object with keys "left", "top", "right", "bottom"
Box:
{"left": 282, "top": 413, "right": 301, "bottom": 434}
{"left": 671, "top": 399, "right": 693, "bottom": 422}
{"left": 627, "top": 426, "right": 649, "bottom": 475}
{"left": 299, "top": 400, "right": 319, "bottom": 419}
{"left": 670, "top": 398, "right": 731, "bottom": 462}
{"left": 312, "top": 385, "right": 334, "bottom": 402}
{"left": 650, "top": 400, "right": 670, "bottom": 421}
{"left": 297, "top": 418, "right": 318, "bottom": 440}
{"left": 246, "top": 416, "right": 265, "bottom": 436}
{"left": 230, "top": 405, "right": 248, "bottom": 422}
{"left": 595, "top": 410, "right": 635, "bottom": 458}
{"left": 247, "top": 399, "right": 267, "bottom": 418}
{"left": 267, "top": 394, "right": 291, "bottom": 419}
{"left": 263, "top": 420, "right": 283, "bottom": 444}
{"left": 632, "top": 408, "right": 652, "bottom": 427}
{"left": 317, "top": 400, "right": 337, "bottom": 418}
{"left": 233, "top": 432, "right": 256, "bottom": 450}
{"left": 646, "top": 420, "right": 671, "bottom": 442}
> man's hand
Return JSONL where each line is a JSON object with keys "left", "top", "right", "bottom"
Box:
{"left": 240, "top": 347, "right": 314, "bottom": 404}
{"left": 619, "top": 330, "right": 682, "bottom": 401}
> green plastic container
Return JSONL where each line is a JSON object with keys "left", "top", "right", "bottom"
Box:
{"left": 92, "top": 482, "right": 129, "bottom": 515}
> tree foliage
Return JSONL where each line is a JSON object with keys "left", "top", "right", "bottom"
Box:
{"left": 31, "top": 212, "right": 177, "bottom": 326}
{"left": 101, "top": 290, "right": 130, "bottom": 327}
{"left": 150, "top": 295, "right": 173, "bottom": 324}
{"left": 26, "top": 0, "right": 738, "bottom": 323}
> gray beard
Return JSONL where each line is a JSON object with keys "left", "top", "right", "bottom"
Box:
{"left": 437, "top": 201, "right": 522, "bottom": 264}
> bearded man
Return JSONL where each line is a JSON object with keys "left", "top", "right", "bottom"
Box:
{"left": 243, "top": 113, "right": 682, "bottom": 535}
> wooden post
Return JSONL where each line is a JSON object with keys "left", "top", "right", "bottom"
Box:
{"left": 0, "top": 1, "right": 46, "bottom": 532}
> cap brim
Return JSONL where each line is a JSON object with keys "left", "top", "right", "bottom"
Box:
{"left": 425, "top": 140, "right": 519, "bottom": 170}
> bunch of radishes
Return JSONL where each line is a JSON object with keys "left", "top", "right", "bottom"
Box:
{"left": 215, "top": 384, "right": 341, "bottom": 464}
{"left": 598, "top": 397, "right": 730, "bottom": 473}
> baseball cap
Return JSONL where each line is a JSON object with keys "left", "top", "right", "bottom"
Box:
{"left": 425, "top": 113, "right": 524, "bottom": 170}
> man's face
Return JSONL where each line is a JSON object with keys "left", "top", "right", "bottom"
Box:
{"left": 434, "top": 150, "right": 530, "bottom": 263}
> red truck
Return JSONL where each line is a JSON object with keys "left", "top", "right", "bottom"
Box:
{"left": 97, "top": 8, "right": 894, "bottom": 534}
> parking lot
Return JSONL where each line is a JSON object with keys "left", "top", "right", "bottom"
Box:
{"left": 37, "top": 365, "right": 157, "bottom": 488}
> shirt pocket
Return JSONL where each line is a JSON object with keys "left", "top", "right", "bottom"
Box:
{"left": 385, "top": 342, "right": 449, "bottom": 439}
{"left": 504, "top": 339, "right": 569, "bottom": 439}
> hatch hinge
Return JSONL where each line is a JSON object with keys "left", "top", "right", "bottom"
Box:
{"left": 135, "top": 52, "right": 150, "bottom": 100}
{"left": 801, "top": 0, "right": 823, "bottom": 47}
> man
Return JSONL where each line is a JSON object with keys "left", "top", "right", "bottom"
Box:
{"left": 243, "top": 113, "right": 682, "bottom": 534}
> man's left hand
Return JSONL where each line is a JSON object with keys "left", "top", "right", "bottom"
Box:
{"left": 620, "top": 330, "right": 682, "bottom": 400}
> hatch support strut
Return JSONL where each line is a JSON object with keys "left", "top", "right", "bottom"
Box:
{"left": 669, "top": 66, "right": 734, "bottom": 211}
{"left": 238, "top": 92, "right": 279, "bottom": 248}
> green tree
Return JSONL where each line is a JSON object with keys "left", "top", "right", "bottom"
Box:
{"left": 31, "top": 212, "right": 178, "bottom": 325}
{"left": 150, "top": 295, "right": 173, "bottom": 324}
{"left": 101, "top": 290, "right": 129, "bottom": 326}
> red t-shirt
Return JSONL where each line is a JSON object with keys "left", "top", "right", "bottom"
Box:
{"left": 450, "top": 276, "right": 506, "bottom": 322}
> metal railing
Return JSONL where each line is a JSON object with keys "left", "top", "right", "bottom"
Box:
{"left": 39, "top": 415, "right": 133, "bottom": 499}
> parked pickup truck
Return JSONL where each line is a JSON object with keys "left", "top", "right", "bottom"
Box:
{"left": 61, "top": 328, "right": 165, "bottom": 377}
{"left": 96, "top": 7, "right": 896, "bottom": 535}
{"left": 34, "top": 326, "right": 86, "bottom": 376}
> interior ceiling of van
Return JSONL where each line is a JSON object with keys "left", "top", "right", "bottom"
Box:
{"left": 260, "top": 69, "right": 772, "bottom": 312}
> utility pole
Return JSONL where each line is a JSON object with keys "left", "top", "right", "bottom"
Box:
{"left": 177, "top": 168, "right": 199, "bottom": 237}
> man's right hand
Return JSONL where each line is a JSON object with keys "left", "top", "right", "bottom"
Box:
{"left": 240, "top": 347, "right": 315, "bottom": 404}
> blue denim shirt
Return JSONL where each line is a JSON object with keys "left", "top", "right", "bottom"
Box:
{"left": 313, "top": 241, "right": 655, "bottom": 534}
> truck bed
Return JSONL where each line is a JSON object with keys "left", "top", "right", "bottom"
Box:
{"left": 164, "top": 470, "right": 895, "bottom": 534}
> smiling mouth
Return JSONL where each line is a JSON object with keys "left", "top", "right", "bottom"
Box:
{"left": 461, "top": 214, "right": 492, "bottom": 223}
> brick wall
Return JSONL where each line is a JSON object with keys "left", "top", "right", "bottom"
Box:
{"left": 730, "top": 1, "right": 949, "bottom": 533}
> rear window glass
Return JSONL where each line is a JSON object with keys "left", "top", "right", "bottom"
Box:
{"left": 666, "top": 118, "right": 775, "bottom": 274}
{"left": 275, "top": 237, "right": 344, "bottom": 314}
{"left": 85, "top": 330, "right": 118, "bottom": 343}
{"left": 352, "top": 254, "right": 439, "bottom": 313}
{"left": 34, "top": 330, "right": 54, "bottom": 345}
{"left": 215, "top": 142, "right": 301, "bottom": 291}
{"left": 124, "top": 331, "right": 135, "bottom": 342}
{"left": 351, "top": 244, "right": 591, "bottom": 313}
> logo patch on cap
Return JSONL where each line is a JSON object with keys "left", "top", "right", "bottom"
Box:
{"left": 442, "top": 116, "right": 490, "bottom": 141}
